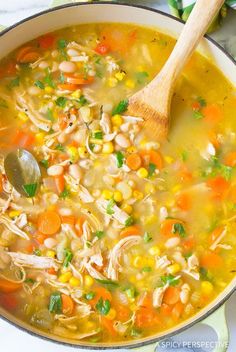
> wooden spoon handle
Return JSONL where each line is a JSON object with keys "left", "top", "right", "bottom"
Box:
{"left": 156, "top": 0, "right": 225, "bottom": 85}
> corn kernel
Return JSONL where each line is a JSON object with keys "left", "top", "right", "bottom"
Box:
{"left": 201, "top": 281, "right": 214, "bottom": 295}
{"left": 133, "top": 190, "right": 144, "bottom": 200}
{"left": 67, "top": 146, "right": 79, "bottom": 163}
{"left": 46, "top": 250, "right": 56, "bottom": 258}
{"left": 144, "top": 214, "right": 158, "bottom": 225}
{"left": 17, "top": 111, "right": 28, "bottom": 122}
{"left": 106, "top": 308, "right": 117, "bottom": 320}
{"left": 137, "top": 65, "right": 145, "bottom": 71}
{"left": 129, "top": 275, "right": 136, "bottom": 284}
{"left": 85, "top": 321, "right": 96, "bottom": 330}
{"left": 9, "top": 210, "right": 21, "bottom": 218}
{"left": 102, "top": 142, "right": 114, "bottom": 154}
{"left": 45, "top": 86, "right": 53, "bottom": 94}
{"left": 130, "top": 303, "right": 137, "bottom": 311}
{"left": 147, "top": 257, "right": 155, "bottom": 267}
{"left": 164, "top": 155, "right": 174, "bottom": 164}
{"left": 71, "top": 89, "right": 81, "bottom": 99}
{"left": 113, "top": 190, "right": 123, "bottom": 202}
{"left": 35, "top": 132, "right": 45, "bottom": 144}
{"left": 125, "top": 79, "right": 135, "bottom": 89}
{"left": 144, "top": 183, "right": 156, "bottom": 194}
{"left": 58, "top": 271, "right": 72, "bottom": 283}
{"left": 137, "top": 167, "right": 148, "bottom": 178}
{"left": 115, "top": 71, "right": 126, "bottom": 81}
{"left": 111, "top": 114, "right": 123, "bottom": 127}
{"left": 84, "top": 275, "right": 94, "bottom": 287}
{"left": 102, "top": 189, "right": 114, "bottom": 200}
{"left": 148, "top": 246, "right": 161, "bottom": 256}
{"left": 121, "top": 204, "right": 133, "bottom": 214}
{"left": 172, "top": 184, "right": 182, "bottom": 193}
{"left": 69, "top": 276, "right": 80, "bottom": 287}
{"left": 133, "top": 256, "right": 143, "bottom": 268}
{"left": 80, "top": 106, "right": 92, "bottom": 123}
{"left": 78, "top": 146, "right": 88, "bottom": 158}
{"left": 127, "top": 146, "right": 137, "bottom": 153}
{"left": 108, "top": 77, "right": 118, "bottom": 87}
{"left": 167, "top": 263, "right": 181, "bottom": 275}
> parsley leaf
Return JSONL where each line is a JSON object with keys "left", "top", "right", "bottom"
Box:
{"left": 40, "top": 159, "right": 49, "bottom": 169}
{"left": 106, "top": 199, "right": 115, "bottom": 215}
{"left": 24, "top": 278, "right": 36, "bottom": 284}
{"left": 59, "top": 188, "right": 70, "bottom": 199}
{"left": 95, "top": 297, "right": 111, "bottom": 316}
{"left": 181, "top": 150, "right": 188, "bottom": 162}
{"left": 44, "top": 68, "right": 55, "bottom": 88}
{"left": 33, "top": 249, "right": 41, "bottom": 256}
{"left": 77, "top": 95, "right": 88, "bottom": 106}
{"left": 94, "top": 230, "right": 105, "bottom": 239}
{"left": 125, "top": 216, "right": 134, "bottom": 227}
{"left": 144, "top": 232, "right": 152, "bottom": 243}
{"left": 84, "top": 292, "right": 95, "bottom": 300}
{"left": 57, "top": 39, "right": 68, "bottom": 49}
{"left": 148, "top": 163, "right": 156, "bottom": 177}
{"left": 22, "top": 183, "right": 38, "bottom": 197}
{"left": 197, "top": 96, "right": 206, "bottom": 107}
{"left": 172, "top": 223, "right": 187, "bottom": 238}
{"left": 49, "top": 292, "right": 62, "bottom": 314}
{"left": 96, "top": 279, "right": 119, "bottom": 287}
{"left": 56, "top": 96, "right": 67, "bottom": 108}
{"left": 116, "top": 151, "right": 124, "bottom": 168}
{"left": 93, "top": 131, "right": 103, "bottom": 140}
{"left": 135, "top": 71, "right": 149, "bottom": 84}
{"left": 59, "top": 72, "right": 65, "bottom": 83}
{"left": 46, "top": 108, "right": 54, "bottom": 121}
{"left": 55, "top": 143, "right": 65, "bottom": 152}
{"left": 193, "top": 110, "right": 204, "bottom": 119}
{"left": 112, "top": 99, "right": 128, "bottom": 116}
{"left": 160, "top": 274, "right": 180, "bottom": 287}
{"left": 63, "top": 249, "right": 73, "bottom": 268}
{"left": 8, "top": 76, "right": 20, "bottom": 89}
{"left": 34, "top": 80, "right": 45, "bottom": 89}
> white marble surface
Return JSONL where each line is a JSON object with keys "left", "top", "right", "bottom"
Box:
{"left": 0, "top": 1, "right": 236, "bottom": 351}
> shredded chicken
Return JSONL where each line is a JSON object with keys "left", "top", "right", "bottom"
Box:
{"left": 84, "top": 260, "right": 107, "bottom": 280}
{"left": 210, "top": 227, "right": 227, "bottom": 251}
{"left": 78, "top": 184, "right": 94, "bottom": 203}
{"left": 182, "top": 254, "right": 200, "bottom": 280}
{"left": 96, "top": 199, "right": 129, "bottom": 225}
{"left": 156, "top": 255, "right": 172, "bottom": 270}
{"left": 53, "top": 326, "right": 99, "bottom": 340}
{"left": 0, "top": 214, "right": 29, "bottom": 240}
{"left": 107, "top": 236, "right": 141, "bottom": 280}
{"left": 153, "top": 285, "right": 168, "bottom": 308}
{"left": 100, "top": 112, "right": 111, "bottom": 134}
{"left": 8, "top": 252, "right": 60, "bottom": 270}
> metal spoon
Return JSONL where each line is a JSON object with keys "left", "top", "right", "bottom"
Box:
{"left": 4, "top": 149, "right": 41, "bottom": 197}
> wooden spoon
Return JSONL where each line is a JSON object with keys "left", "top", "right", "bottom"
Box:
{"left": 128, "top": 0, "right": 225, "bottom": 141}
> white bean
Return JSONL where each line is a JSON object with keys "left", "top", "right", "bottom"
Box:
{"left": 47, "top": 165, "right": 64, "bottom": 176}
{"left": 67, "top": 48, "right": 80, "bottom": 57}
{"left": 69, "top": 164, "right": 82, "bottom": 179}
{"left": 120, "top": 123, "right": 130, "bottom": 133}
{"left": 115, "top": 133, "right": 131, "bottom": 148}
{"left": 93, "top": 144, "right": 102, "bottom": 153}
{"left": 59, "top": 207, "right": 73, "bottom": 216}
{"left": 165, "top": 236, "right": 180, "bottom": 248}
{"left": 103, "top": 175, "right": 115, "bottom": 186}
{"left": 180, "top": 283, "right": 191, "bottom": 304}
{"left": 28, "top": 86, "right": 41, "bottom": 96}
{"left": 117, "top": 181, "right": 132, "bottom": 200}
{"left": 38, "top": 61, "right": 49, "bottom": 69}
{"left": 44, "top": 238, "right": 57, "bottom": 249}
{"left": 79, "top": 106, "right": 91, "bottom": 123}
{"left": 59, "top": 61, "right": 77, "bottom": 73}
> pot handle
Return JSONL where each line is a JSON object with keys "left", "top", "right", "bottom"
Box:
{"left": 134, "top": 305, "right": 228, "bottom": 352}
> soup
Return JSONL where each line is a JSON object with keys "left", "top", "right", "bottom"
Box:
{"left": 0, "top": 23, "right": 236, "bottom": 343}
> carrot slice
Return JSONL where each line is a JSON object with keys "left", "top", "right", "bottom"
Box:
{"left": 35, "top": 233, "right": 48, "bottom": 245}
{"left": 0, "top": 294, "right": 18, "bottom": 310}
{"left": 95, "top": 42, "right": 110, "bottom": 55}
{"left": 160, "top": 303, "right": 172, "bottom": 316}
{"left": 115, "top": 304, "right": 131, "bottom": 322}
{"left": 172, "top": 302, "right": 184, "bottom": 320}
{"left": 140, "top": 150, "right": 163, "bottom": 170}
{"left": 58, "top": 83, "right": 79, "bottom": 91}
{"left": 126, "top": 153, "right": 142, "bottom": 170}
{"left": 16, "top": 46, "right": 35, "bottom": 62}
{"left": 12, "top": 130, "right": 35, "bottom": 148}
{"left": 135, "top": 307, "right": 160, "bottom": 328}
{"left": 176, "top": 193, "right": 192, "bottom": 211}
{"left": 89, "top": 287, "right": 112, "bottom": 307}
{"left": 163, "top": 287, "right": 180, "bottom": 305}
{"left": 202, "top": 104, "right": 222, "bottom": 123}
{"left": 61, "top": 294, "right": 75, "bottom": 315}
{"left": 37, "top": 210, "right": 61, "bottom": 236}
{"left": 54, "top": 175, "right": 65, "bottom": 194}
{"left": 206, "top": 176, "right": 230, "bottom": 199}
{"left": 16, "top": 46, "right": 40, "bottom": 63}
{"left": 200, "top": 252, "right": 223, "bottom": 269}
{"left": 101, "top": 317, "right": 117, "bottom": 336}
{"left": 38, "top": 34, "right": 55, "bottom": 49}
{"left": 65, "top": 74, "right": 94, "bottom": 85}
{"left": 120, "top": 225, "right": 142, "bottom": 238}
{"left": 0, "top": 279, "right": 22, "bottom": 293}
{"left": 160, "top": 218, "right": 184, "bottom": 237}
{"left": 60, "top": 215, "right": 76, "bottom": 226}
{"left": 209, "top": 226, "right": 225, "bottom": 245}
{"left": 224, "top": 151, "right": 236, "bottom": 167}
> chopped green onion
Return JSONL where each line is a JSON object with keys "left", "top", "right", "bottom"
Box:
{"left": 49, "top": 292, "right": 62, "bottom": 313}
{"left": 116, "top": 151, "right": 124, "bottom": 168}
{"left": 22, "top": 183, "right": 38, "bottom": 197}
{"left": 112, "top": 99, "right": 128, "bottom": 116}
{"left": 34, "top": 80, "right": 45, "bottom": 89}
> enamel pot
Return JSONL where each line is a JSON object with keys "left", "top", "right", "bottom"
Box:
{"left": 0, "top": 2, "right": 235, "bottom": 352}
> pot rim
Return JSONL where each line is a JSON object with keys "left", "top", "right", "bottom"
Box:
{"left": 0, "top": 1, "right": 235, "bottom": 350}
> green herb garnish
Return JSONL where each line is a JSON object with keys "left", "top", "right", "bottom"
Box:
{"left": 197, "top": 96, "right": 206, "bottom": 107}
{"left": 144, "top": 232, "right": 152, "bottom": 243}
{"left": 77, "top": 95, "right": 88, "bottom": 106}
{"left": 59, "top": 188, "right": 70, "bottom": 199}
{"left": 40, "top": 159, "right": 49, "bottom": 169}
{"left": 55, "top": 143, "right": 65, "bottom": 152}
{"left": 160, "top": 274, "right": 180, "bottom": 287}
{"left": 8, "top": 76, "right": 20, "bottom": 89}
{"left": 125, "top": 216, "right": 134, "bottom": 227}
{"left": 193, "top": 110, "right": 204, "bottom": 119}
{"left": 34, "top": 80, "right": 45, "bottom": 89}
{"left": 33, "top": 249, "right": 41, "bottom": 256}
{"left": 84, "top": 292, "right": 95, "bottom": 300}
{"left": 24, "top": 278, "right": 36, "bottom": 284}
{"left": 148, "top": 163, "right": 156, "bottom": 177}
{"left": 142, "top": 266, "right": 152, "bottom": 272}
{"left": 130, "top": 328, "right": 142, "bottom": 337}
{"left": 63, "top": 249, "right": 73, "bottom": 268}
{"left": 116, "top": 151, "right": 124, "bottom": 168}
{"left": 172, "top": 223, "right": 187, "bottom": 238}
{"left": 95, "top": 297, "right": 111, "bottom": 316}
{"left": 94, "top": 230, "right": 105, "bottom": 239}
{"left": 49, "top": 292, "right": 62, "bottom": 313}
{"left": 59, "top": 72, "right": 65, "bottom": 83}
{"left": 46, "top": 108, "right": 54, "bottom": 121}
{"left": 181, "top": 150, "right": 188, "bottom": 162}
{"left": 93, "top": 131, "right": 103, "bottom": 140}
{"left": 22, "top": 183, "right": 38, "bottom": 197}
{"left": 56, "top": 96, "right": 67, "bottom": 108}
{"left": 96, "top": 279, "right": 119, "bottom": 287}
{"left": 112, "top": 99, "right": 128, "bottom": 116}
{"left": 135, "top": 71, "right": 149, "bottom": 84}
{"left": 57, "top": 39, "right": 68, "bottom": 49}
{"left": 106, "top": 199, "right": 115, "bottom": 215}
{"left": 44, "top": 68, "right": 55, "bottom": 88}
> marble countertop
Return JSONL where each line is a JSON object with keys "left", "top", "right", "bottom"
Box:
{"left": 0, "top": 1, "right": 236, "bottom": 352}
